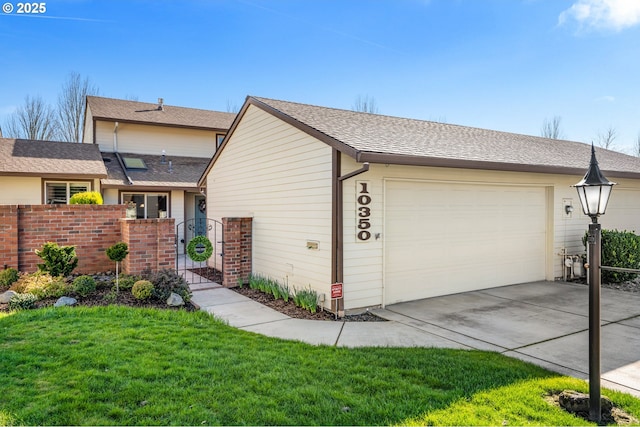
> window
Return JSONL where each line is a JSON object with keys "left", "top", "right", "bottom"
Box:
{"left": 216, "top": 134, "right": 225, "bottom": 147}
{"left": 122, "top": 157, "right": 147, "bottom": 170}
{"left": 45, "top": 182, "right": 90, "bottom": 204}
{"left": 122, "top": 192, "right": 168, "bottom": 219}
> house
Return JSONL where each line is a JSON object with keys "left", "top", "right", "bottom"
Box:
{"left": 199, "top": 96, "right": 640, "bottom": 311}
{"left": 83, "top": 96, "right": 235, "bottom": 241}
{"left": 0, "top": 138, "right": 107, "bottom": 204}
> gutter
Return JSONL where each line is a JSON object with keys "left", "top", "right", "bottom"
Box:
{"left": 114, "top": 152, "right": 134, "bottom": 185}
{"left": 332, "top": 149, "right": 369, "bottom": 316}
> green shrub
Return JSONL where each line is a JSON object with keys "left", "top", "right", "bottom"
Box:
{"left": 248, "top": 273, "right": 261, "bottom": 290}
{"left": 10, "top": 272, "right": 69, "bottom": 299}
{"left": 132, "top": 280, "right": 154, "bottom": 300}
{"left": 106, "top": 242, "right": 128, "bottom": 262}
{"left": 293, "top": 286, "right": 319, "bottom": 313}
{"left": 103, "top": 290, "right": 118, "bottom": 304}
{"left": 35, "top": 242, "right": 78, "bottom": 277}
{"left": 247, "top": 273, "right": 293, "bottom": 303}
{"left": 0, "top": 268, "right": 19, "bottom": 289}
{"left": 8, "top": 293, "right": 38, "bottom": 311}
{"left": 584, "top": 229, "right": 640, "bottom": 283}
{"left": 142, "top": 269, "right": 191, "bottom": 303}
{"left": 72, "top": 275, "right": 97, "bottom": 297}
{"left": 69, "top": 191, "right": 103, "bottom": 205}
{"left": 115, "top": 274, "right": 139, "bottom": 291}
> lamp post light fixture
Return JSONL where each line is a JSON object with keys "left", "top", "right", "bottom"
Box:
{"left": 572, "top": 143, "right": 616, "bottom": 423}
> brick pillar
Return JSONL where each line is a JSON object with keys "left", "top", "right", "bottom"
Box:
{"left": 0, "top": 205, "right": 19, "bottom": 270}
{"left": 222, "top": 217, "right": 252, "bottom": 288}
{"left": 121, "top": 218, "right": 176, "bottom": 276}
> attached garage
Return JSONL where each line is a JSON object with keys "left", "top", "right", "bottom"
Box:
{"left": 383, "top": 180, "right": 547, "bottom": 304}
{"left": 201, "top": 96, "right": 640, "bottom": 312}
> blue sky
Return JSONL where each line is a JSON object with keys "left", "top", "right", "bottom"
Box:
{"left": 1, "top": 0, "right": 639, "bottom": 153}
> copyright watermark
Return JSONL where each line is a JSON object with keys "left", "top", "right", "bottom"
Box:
{"left": 2, "top": 2, "right": 47, "bottom": 14}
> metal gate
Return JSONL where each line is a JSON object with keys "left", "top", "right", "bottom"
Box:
{"left": 176, "top": 218, "right": 224, "bottom": 284}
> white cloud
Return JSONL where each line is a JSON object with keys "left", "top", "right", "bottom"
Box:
{"left": 595, "top": 95, "right": 616, "bottom": 102}
{"left": 559, "top": 0, "right": 640, "bottom": 31}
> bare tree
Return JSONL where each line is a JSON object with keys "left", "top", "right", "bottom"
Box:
{"left": 3, "top": 95, "right": 59, "bottom": 140}
{"left": 541, "top": 116, "right": 565, "bottom": 139}
{"left": 595, "top": 125, "right": 617, "bottom": 150}
{"left": 352, "top": 95, "right": 379, "bottom": 114}
{"left": 57, "top": 72, "right": 99, "bottom": 142}
{"left": 226, "top": 99, "right": 240, "bottom": 113}
{"left": 633, "top": 132, "right": 640, "bottom": 157}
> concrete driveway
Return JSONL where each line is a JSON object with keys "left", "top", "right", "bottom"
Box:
{"left": 380, "top": 281, "right": 640, "bottom": 397}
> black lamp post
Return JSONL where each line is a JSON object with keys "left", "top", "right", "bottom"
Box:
{"left": 572, "top": 143, "right": 616, "bottom": 423}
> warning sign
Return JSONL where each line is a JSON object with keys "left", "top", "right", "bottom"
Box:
{"left": 331, "top": 283, "right": 343, "bottom": 299}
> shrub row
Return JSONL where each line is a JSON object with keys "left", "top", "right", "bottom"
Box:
{"left": 584, "top": 229, "right": 640, "bottom": 284}
{"left": 2, "top": 269, "right": 190, "bottom": 310}
{"left": 246, "top": 273, "right": 319, "bottom": 314}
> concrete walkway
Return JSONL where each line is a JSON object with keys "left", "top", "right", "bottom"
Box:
{"left": 187, "top": 275, "right": 640, "bottom": 398}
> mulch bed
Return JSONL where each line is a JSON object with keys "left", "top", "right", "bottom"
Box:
{"left": 189, "top": 268, "right": 385, "bottom": 322}
{"left": 0, "top": 286, "right": 197, "bottom": 313}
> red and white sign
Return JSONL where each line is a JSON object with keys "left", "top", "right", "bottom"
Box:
{"left": 331, "top": 283, "right": 343, "bottom": 299}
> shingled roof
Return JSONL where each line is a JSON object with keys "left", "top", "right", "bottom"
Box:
{"left": 0, "top": 138, "right": 106, "bottom": 178}
{"left": 86, "top": 96, "right": 236, "bottom": 131}
{"left": 219, "top": 96, "right": 640, "bottom": 179}
{"left": 101, "top": 152, "right": 209, "bottom": 190}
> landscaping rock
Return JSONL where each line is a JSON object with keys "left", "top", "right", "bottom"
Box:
{"left": 54, "top": 296, "right": 78, "bottom": 307}
{"left": 559, "top": 390, "right": 613, "bottom": 415}
{"left": 166, "top": 292, "right": 184, "bottom": 307}
{"left": 0, "top": 290, "right": 18, "bottom": 303}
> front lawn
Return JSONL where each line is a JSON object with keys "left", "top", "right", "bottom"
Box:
{"left": 1, "top": 307, "right": 639, "bottom": 426}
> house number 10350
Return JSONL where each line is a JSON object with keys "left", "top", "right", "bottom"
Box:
{"left": 356, "top": 181, "right": 371, "bottom": 241}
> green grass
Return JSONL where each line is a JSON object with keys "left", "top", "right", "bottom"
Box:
{"left": 1, "top": 307, "right": 639, "bottom": 426}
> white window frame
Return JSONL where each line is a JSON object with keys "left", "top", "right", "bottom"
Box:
{"left": 121, "top": 192, "right": 169, "bottom": 219}
{"left": 44, "top": 181, "right": 91, "bottom": 204}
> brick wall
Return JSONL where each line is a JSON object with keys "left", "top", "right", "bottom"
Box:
{"left": 0, "top": 205, "right": 18, "bottom": 270}
{"left": 222, "top": 217, "right": 252, "bottom": 287}
{"left": 0, "top": 205, "right": 175, "bottom": 275}
{"left": 121, "top": 218, "right": 175, "bottom": 276}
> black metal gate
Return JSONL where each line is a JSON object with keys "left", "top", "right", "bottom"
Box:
{"left": 176, "top": 218, "right": 224, "bottom": 284}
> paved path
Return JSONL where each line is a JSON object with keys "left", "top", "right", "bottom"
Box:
{"left": 186, "top": 274, "right": 640, "bottom": 398}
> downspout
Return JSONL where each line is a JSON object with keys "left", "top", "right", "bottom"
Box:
{"left": 332, "top": 149, "right": 369, "bottom": 316}
{"left": 113, "top": 121, "right": 119, "bottom": 152}
{"left": 112, "top": 121, "right": 134, "bottom": 186}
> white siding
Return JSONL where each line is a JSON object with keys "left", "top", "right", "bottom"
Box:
{"left": 342, "top": 158, "right": 640, "bottom": 309}
{"left": 95, "top": 121, "right": 217, "bottom": 158}
{"left": 205, "top": 106, "right": 640, "bottom": 310}
{"left": 0, "top": 177, "right": 42, "bottom": 204}
{"left": 207, "top": 105, "right": 333, "bottom": 303}
{"left": 601, "top": 188, "right": 640, "bottom": 234}
{"left": 83, "top": 106, "right": 94, "bottom": 144}
{"left": 172, "top": 190, "right": 186, "bottom": 255}
{"left": 103, "top": 188, "right": 119, "bottom": 205}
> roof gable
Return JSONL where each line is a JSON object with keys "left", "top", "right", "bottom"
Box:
{"left": 86, "top": 96, "right": 236, "bottom": 131}
{"left": 0, "top": 138, "right": 107, "bottom": 178}
{"left": 249, "top": 97, "right": 640, "bottom": 179}
{"left": 199, "top": 96, "right": 640, "bottom": 186}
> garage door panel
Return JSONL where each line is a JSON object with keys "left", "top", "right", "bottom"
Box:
{"left": 384, "top": 181, "right": 547, "bottom": 305}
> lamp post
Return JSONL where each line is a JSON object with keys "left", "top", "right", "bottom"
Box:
{"left": 572, "top": 143, "right": 616, "bottom": 423}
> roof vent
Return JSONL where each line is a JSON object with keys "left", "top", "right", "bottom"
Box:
{"left": 158, "top": 98, "right": 164, "bottom": 111}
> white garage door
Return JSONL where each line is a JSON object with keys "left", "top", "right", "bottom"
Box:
{"left": 384, "top": 180, "right": 547, "bottom": 305}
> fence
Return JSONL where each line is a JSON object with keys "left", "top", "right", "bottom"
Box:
{"left": 0, "top": 205, "right": 174, "bottom": 275}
